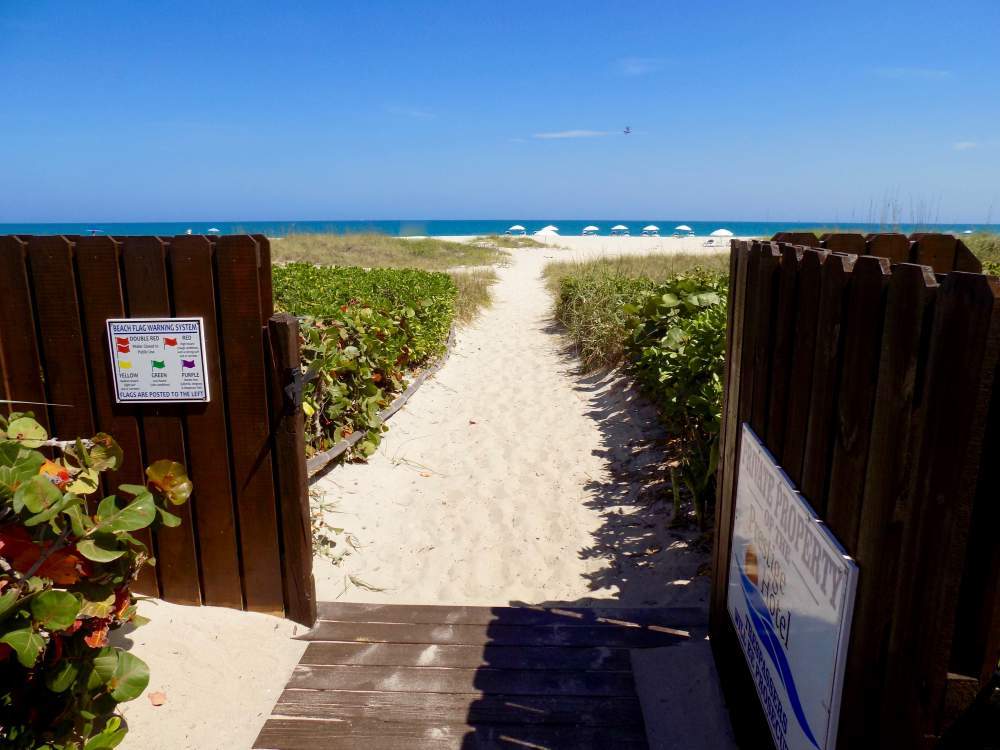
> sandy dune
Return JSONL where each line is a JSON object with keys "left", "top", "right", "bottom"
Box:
{"left": 312, "top": 238, "right": 717, "bottom": 608}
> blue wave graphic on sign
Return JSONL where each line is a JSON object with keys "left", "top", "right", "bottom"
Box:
{"left": 738, "top": 559, "right": 820, "bottom": 749}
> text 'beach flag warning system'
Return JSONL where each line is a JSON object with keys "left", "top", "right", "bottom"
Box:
{"left": 106, "top": 318, "right": 209, "bottom": 403}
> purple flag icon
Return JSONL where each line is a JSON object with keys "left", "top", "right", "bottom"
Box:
{"left": 181, "top": 359, "right": 196, "bottom": 369}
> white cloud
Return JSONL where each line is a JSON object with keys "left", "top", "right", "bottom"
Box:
{"left": 616, "top": 56, "right": 664, "bottom": 76}
{"left": 386, "top": 105, "right": 434, "bottom": 119}
{"left": 874, "top": 66, "right": 951, "bottom": 81}
{"left": 953, "top": 141, "right": 979, "bottom": 151}
{"left": 532, "top": 130, "right": 610, "bottom": 140}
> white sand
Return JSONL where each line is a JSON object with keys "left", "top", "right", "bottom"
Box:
{"left": 117, "top": 600, "right": 305, "bottom": 749}
{"left": 312, "top": 237, "right": 724, "bottom": 607}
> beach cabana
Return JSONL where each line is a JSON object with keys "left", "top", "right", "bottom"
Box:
{"left": 710, "top": 228, "right": 733, "bottom": 237}
{"left": 582, "top": 225, "right": 600, "bottom": 236}
{"left": 506, "top": 224, "right": 526, "bottom": 236}
{"left": 641, "top": 225, "right": 660, "bottom": 237}
{"left": 610, "top": 224, "right": 630, "bottom": 236}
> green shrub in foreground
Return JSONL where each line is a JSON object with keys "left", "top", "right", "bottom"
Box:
{"left": 273, "top": 264, "right": 457, "bottom": 458}
{"left": 624, "top": 271, "right": 729, "bottom": 528}
{"left": 0, "top": 413, "right": 191, "bottom": 749}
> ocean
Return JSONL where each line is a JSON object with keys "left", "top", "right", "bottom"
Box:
{"left": 0, "top": 219, "right": 992, "bottom": 238}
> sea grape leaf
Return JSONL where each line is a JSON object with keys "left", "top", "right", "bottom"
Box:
{"left": 1, "top": 627, "right": 44, "bottom": 667}
{"left": 6, "top": 417, "right": 47, "bottom": 447}
{"left": 67, "top": 467, "right": 101, "bottom": 496}
{"left": 0, "top": 589, "right": 20, "bottom": 620}
{"left": 13, "top": 475, "right": 62, "bottom": 514}
{"left": 31, "top": 589, "right": 81, "bottom": 631}
{"left": 46, "top": 659, "right": 81, "bottom": 692}
{"left": 145, "top": 461, "right": 191, "bottom": 506}
{"left": 76, "top": 538, "right": 126, "bottom": 563}
{"left": 108, "top": 649, "right": 149, "bottom": 702}
{"left": 155, "top": 506, "right": 182, "bottom": 528}
{"left": 93, "top": 493, "right": 155, "bottom": 533}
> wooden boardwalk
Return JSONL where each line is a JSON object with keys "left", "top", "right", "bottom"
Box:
{"left": 254, "top": 602, "right": 706, "bottom": 749}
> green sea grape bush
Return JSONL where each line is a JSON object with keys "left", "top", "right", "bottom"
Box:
{"left": 0, "top": 412, "right": 191, "bottom": 750}
{"left": 624, "top": 271, "right": 729, "bottom": 528}
{"left": 273, "top": 263, "right": 457, "bottom": 457}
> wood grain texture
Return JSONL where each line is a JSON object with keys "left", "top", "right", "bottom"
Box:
{"left": 168, "top": 235, "right": 243, "bottom": 608}
{"left": 74, "top": 236, "right": 158, "bottom": 595}
{"left": 121, "top": 236, "right": 202, "bottom": 604}
{"left": 302, "top": 641, "right": 633, "bottom": 671}
{"left": 254, "top": 719, "right": 647, "bottom": 750}
{"left": 215, "top": 235, "right": 283, "bottom": 613}
{"left": 0, "top": 236, "right": 50, "bottom": 429}
{"left": 272, "top": 689, "right": 643, "bottom": 727}
{"left": 267, "top": 314, "right": 315, "bottom": 626}
{"left": 316, "top": 602, "right": 705, "bottom": 630}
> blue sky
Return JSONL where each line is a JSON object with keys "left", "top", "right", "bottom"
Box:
{"left": 2, "top": 0, "right": 999, "bottom": 222}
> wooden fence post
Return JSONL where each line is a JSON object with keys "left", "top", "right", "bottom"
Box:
{"left": 267, "top": 313, "right": 316, "bottom": 627}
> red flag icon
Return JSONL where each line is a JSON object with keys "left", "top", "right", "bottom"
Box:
{"left": 115, "top": 337, "right": 129, "bottom": 346}
{"left": 116, "top": 342, "right": 130, "bottom": 353}
{"left": 164, "top": 337, "right": 178, "bottom": 347}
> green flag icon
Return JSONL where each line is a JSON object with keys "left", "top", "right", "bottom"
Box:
{"left": 151, "top": 360, "right": 166, "bottom": 369}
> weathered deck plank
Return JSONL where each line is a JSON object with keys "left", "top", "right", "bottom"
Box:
{"left": 255, "top": 603, "right": 693, "bottom": 749}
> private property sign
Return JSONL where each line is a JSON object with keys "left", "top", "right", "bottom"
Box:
{"left": 105, "top": 318, "right": 210, "bottom": 403}
{"left": 728, "top": 424, "right": 858, "bottom": 750}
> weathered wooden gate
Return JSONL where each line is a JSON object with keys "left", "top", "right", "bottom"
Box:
{"left": 0, "top": 234, "right": 315, "bottom": 625}
{"left": 711, "top": 233, "right": 1000, "bottom": 748}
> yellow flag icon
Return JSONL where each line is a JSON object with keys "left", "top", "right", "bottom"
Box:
{"left": 119, "top": 360, "right": 132, "bottom": 369}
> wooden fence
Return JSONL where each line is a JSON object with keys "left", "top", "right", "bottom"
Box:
{"left": 711, "top": 232, "right": 1000, "bottom": 748}
{"left": 0, "top": 234, "right": 315, "bottom": 626}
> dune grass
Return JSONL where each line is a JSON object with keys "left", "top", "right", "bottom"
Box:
{"left": 963, "top": 232, "right": 1000, "bottom": 274}
{"left": 271, "top": 232, "right": 505, "bottom": 270}
{"left": 474, "top": 234, "right": 547, "bottom": 249}
{"left": 543, "top": 253, "right": 729, "bottom": 370}
{"left": 449, "top": 268, "right": 499, "bottom": 324}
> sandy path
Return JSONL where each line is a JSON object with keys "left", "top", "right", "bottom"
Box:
{"left": 313, "top": 243, "right": 712, "bottom": 609}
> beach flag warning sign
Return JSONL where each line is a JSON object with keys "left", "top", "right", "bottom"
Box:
{"left": 105, "top": 318, "right": 210, "bottom": 403}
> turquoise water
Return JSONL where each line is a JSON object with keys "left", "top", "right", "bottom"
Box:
{"left": 0, "top": 219, "right": 992, "bottom": 237}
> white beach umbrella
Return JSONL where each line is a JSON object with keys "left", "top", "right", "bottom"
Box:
{"left": 643, "top": 225, "right": 659, "bottom": 232}
{"left": 539, "top": 224, "right": 559, "bottom": 232}
{"left": 582, "top": 225, "right": 600, "bottom": 234}
{"left": 710, "top": 228, "right": 734, "bottom": 237}
{"left": 508, "top": 224, "right": 525, "bottom": 231}
{"left": 534, "top": 227, "right": 560, "bottom": 236}
{"left": 612, "top": 224, "right": 628, "bottom": 231}
{"left": 207, "top": 227, "right": 221, "bottom": 234}
{"left": 675, "top": 225, "right": 692, "bottom": 232}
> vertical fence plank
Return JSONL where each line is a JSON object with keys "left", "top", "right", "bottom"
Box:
{"left": 771, "top": 232, "right": 820, "bottom": 247}
{"left": 824, "top": 255, "right": 891, "bottom": 548}
{"left": 910, "top": 233, "right": 957, "bottom": 273}
{"left": 267, "top": 314, "right": 316, "bottom": 626}
{"left": 951, "top": 367, "right": 1000, "bottom": 684}
{"left": 74, "top": 236, "right": 159, "bottom": 596}
{"left": 952, "top": 239, "right": 983, "bottom": 273}
{"left": 121, "top": 236, "right": 202, "bottom": 605}
{"left": 837, "top": 264, "right": 938, "bottom": 746}
{"left": 781, "top": 248, "right": 827, "bottom": 483}
{"left": 881, "top": 272, "right": 1000, "bottom": 745}
{"left": 749, "top": 244, "right": 781, "bottom": 434}
{"left": 25, "top": 236, "right": 95, "bottom": 442}
{"left": 822, "top": 233, "right": 866, "bottom": 253}
{"left": 215, "top": 235, "right": 284, "bottom": 614}
{"left": 866, "top": 233, "right": 910, "bottom": 263}
{"left": 169, "top": 236, "right": 244, "bottom": 609}
{"left": 0, "top": 236, "right": 50, "bottom": 429}
{"left": 764, "top": 245, "right": 802, "bottom": 458}
{"left": 254, "top": 234, "right": 275, "bottom": 321}
{"left": 711, "top": 241, "right": 751, "bottom": 631}
{"left": 800, "top": 253, "right": 855, "bottom": 516}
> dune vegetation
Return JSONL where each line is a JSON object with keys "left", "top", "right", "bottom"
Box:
{"left": 271, "top": 232, "right": 503, "bottom": 270}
